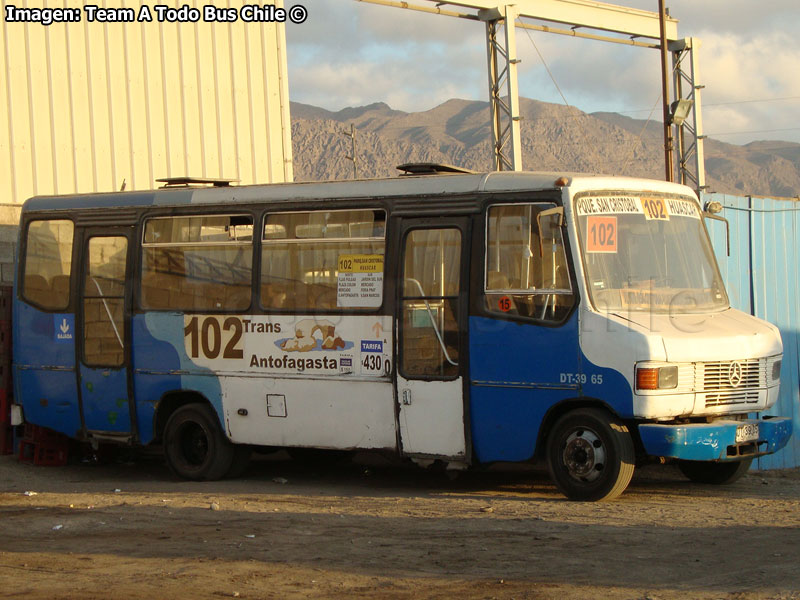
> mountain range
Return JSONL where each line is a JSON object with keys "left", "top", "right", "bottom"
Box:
{"left": 290, "top": 98, "right": 800, "bottom": 199}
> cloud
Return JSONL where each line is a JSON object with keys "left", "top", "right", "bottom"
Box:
{"left": 287, "top": 2, "right": 485, "bottom": 112}
{"left": 287, "top": 1, "right": 483, "bottom": 59}
{"left": 289, "top": 56, "right": 483, "bottom": 113}
{"left": 695, "top": 31, "right": 800, "bottom": 143}
{"left": 513, "top": 31, "right": 662, "bottom": 110}
{"left": 641, "top": 0, "right": 800, "bottom": 36}
{"left": 286, "top": 0, "right": 800, "bottom": 144}
{"left": 699, "top": 32, "right": 800, "bottom": 99}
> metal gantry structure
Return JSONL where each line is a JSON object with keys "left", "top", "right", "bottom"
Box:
{"left": 670, "top": 37, "right": 705, "bottom": 192}
{"left": 357, "top": 0, "right": 706, "bottom": 192}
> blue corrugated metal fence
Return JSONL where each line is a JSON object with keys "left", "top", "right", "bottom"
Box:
{"left": 703, "top": 193, "right": 800, "bottom": 470}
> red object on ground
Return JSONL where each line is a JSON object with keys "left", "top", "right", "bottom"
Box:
{"left": 18, "top": 424, "right": 69, "bottom": 466}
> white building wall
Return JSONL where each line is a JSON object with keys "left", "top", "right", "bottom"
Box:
{"left": 0, "top": 1, "right": 293, "bottom": 281}
{"left": 0, "top": 0, "right": 293, "bottom": 207}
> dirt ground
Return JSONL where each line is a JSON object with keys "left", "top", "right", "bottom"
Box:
{"left": 0, "top": 450, "right": 799, "bottom": 600}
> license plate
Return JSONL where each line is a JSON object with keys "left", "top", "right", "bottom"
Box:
{"left": 735, "top": 423, "right": 760, "bottom": 443}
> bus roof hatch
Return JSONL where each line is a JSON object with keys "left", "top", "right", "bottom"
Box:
{"left": 156, "top": 177, "right": 238, "bottom": 189}
{"left": 396, "top": 163, "right": 476, "bottom": 176}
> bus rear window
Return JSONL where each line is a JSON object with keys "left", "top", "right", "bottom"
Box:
{"left": 22, "top": 219, "right": 74, "bottom": 310}
{"left": 261, "top": 209, "right": 386, "bottom": 311}
{"left": 141, "top": 215, "right": 253, "bottom": 311}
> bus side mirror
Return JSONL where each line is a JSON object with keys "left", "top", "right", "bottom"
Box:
{"left": 537, "top": 206, "right": 565, "bottom": 258}
{"left": 703, "top": 210, "right": 730, "bottom": 257}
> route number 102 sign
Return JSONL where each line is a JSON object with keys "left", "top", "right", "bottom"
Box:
{"left": 586, "top": 216, "right": 617, "bottom": 253}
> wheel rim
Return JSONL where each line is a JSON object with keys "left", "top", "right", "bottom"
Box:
{"left": 561, "top": 426, "right": 606, "bottom": 483}
{"left": 177, "top": 422, "right": 210, "bottom": 467}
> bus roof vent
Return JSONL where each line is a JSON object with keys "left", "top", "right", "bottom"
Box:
{"left": 156, "top": 177, "right": 238, "bottom": 189}
{"left": 396, "top": 163, "right": 476, "bottom": 176}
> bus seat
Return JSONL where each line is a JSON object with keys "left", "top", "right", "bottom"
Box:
{"left": 261, "top": 282, "right": 288, "bottom": 309}
{"left": 141, "top": 273, "right": 169, "bottom": 309}
{"left": 168, "top": 277, "right": 196, "bottom": 310}
{"left": 151, "top": 247, "right": 185, "bottom": 275}
{"left": 487, "top": 270, "right": 510, "bottom": 290}
{"left": 50, "top": 274, "right": 71, "bottom": 303}
{"left": 201, "top": 283, "right": 227, "bottom": 310}
{"left": 24, "top": 274, "right": 50, "bottom": 305}
{"left": 310, "top": 285, "right": 337, "bottom": 311}
{"left": 140, "top": 272, "right": 158, "bottom": 290}
{"left": 287, "top": 281, "right": 310, "bottom": 311}
{"left": 185, "top": 282, "right": 221, "bottom": 310}
{"left": 486, "top": 271, "right": 518, "bottom": 314}
{"left": 225, "top": 284, "right": 251, "bottom": 310}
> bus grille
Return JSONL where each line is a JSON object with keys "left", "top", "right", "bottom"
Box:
{"left": 697, "top": 358, "right": 766, "bottom": 407}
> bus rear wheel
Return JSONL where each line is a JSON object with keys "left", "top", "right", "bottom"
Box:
{"left": 164, "top": 404, "right": 234, "bottom": 481}
{"left": 678, "top": 458, "right": 753, "bottom": 485}
{"left": 546, "top": 408, "right": 635, "bottom": 501}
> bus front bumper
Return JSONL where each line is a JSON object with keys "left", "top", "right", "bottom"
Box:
{"left": 638, "top": 417, "right": 792, "bottom": 462}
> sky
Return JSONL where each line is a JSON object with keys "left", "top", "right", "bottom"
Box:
{"left": 285, "top": 0, "right": 800, "bottom": 145}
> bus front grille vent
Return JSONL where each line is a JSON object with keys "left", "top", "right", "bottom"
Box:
{"left": 697, "top": 358, "right": 766, "bottom": 407}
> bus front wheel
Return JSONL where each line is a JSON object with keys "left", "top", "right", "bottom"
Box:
{"left": 164, "top": 404, "right": 235, "bottom": 481}
{"left": 678, "top": 458, "right": 753, "bottom": 485}
{"left": 546, "top": 408, "right": 635, "bottom": 501}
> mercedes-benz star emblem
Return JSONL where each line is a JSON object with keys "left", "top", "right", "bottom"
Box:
{"left": 728, "top": 361, "right": 743, "bottom": 387}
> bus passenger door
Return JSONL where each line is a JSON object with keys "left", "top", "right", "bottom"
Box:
{"left": 77, "top": 229, "right": 135, "bottom": 440}
{"left": 396, "top": 218, "right": 469, "bottom": 460}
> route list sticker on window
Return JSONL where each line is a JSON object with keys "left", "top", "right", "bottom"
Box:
{"left": 337, "top": 255, "right": 384, "bottom": 308}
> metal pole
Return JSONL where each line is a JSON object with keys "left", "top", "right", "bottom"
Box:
{"left": 486, "top": 20, "right": 504, "bottom": 171}
{"left": 658, "top": 0, "right": 674, "bottom": 182}
{"left": 342, "top": 123, "right": 358, "bottom": 179}
{"left": 484, "top": 6, "right": 522, "bottom": 171}
{"left": 502, "top": 4, "right": 523, "bottom": 171}
{"left": 673, "top": 48, "right": 686, "bottom": 185}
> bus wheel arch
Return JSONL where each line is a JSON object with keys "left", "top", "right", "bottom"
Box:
{"left": 535, "top": 398, "right": 624, "bottom": 460}
{"left": 157, "top": 394, "right": 235, "bottom": 481}
{"left": 544, "top": 405, "right": 635, "bottom": 501}
{"left": 153, "top": 391, "right": 217, "bottom": 443}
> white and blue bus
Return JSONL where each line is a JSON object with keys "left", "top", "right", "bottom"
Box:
{"left": 12, "top": 168, "right": 791, "bottom": 500}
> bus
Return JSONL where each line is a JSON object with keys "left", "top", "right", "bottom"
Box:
{"left": 11, "top": 168, "right": 791, "bottom": 500}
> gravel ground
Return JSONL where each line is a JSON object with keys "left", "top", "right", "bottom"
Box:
{"left": 1, "top": 451, "right": 799, "bottom": 599}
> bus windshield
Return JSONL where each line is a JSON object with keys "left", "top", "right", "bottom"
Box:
{"left": 575, "top": 193, "right": 728, "bottom": 314}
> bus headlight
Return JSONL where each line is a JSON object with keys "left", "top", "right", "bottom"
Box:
{"left": 636, "top": 365, "right": 679, "bottom": 391}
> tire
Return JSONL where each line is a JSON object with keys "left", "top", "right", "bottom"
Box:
{"left": 225, "top": 445, "right": 252, "bottom": 479}
{"left": 546, "top": 408, "right": 635, "bottom": 501}
{"left": 678, "top": 458, "right": 753, "bottom": 485}
{"left": 163, "top": 403, "right": 234, "bottom": 481}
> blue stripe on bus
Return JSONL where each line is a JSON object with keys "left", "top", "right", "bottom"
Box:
{"left": 132, "top": 313, "right": 223, "bottom": 445}
{"left": 13, "top": 300, "right": 82, "bottom": 437}
{"left": 468, "top": 313, "right": 633, "bottom": 463}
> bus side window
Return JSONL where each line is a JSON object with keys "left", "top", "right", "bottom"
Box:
{"left": 83, "top": 236, "right": 127, "bottom": 367}
{"left": 141, "top": 215, "right": 253, "bottom": 311}
{"left": 485, "top": 203, "right": 574, "bottom": 322}
{"left": 260, "top": 209, "right": 386, "bottom": 312}
{"left": 22, "top": 219, "right": 74, "bottom": 310}
{"left": 400, "top": 228, "right": 461, "bottom": 378}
